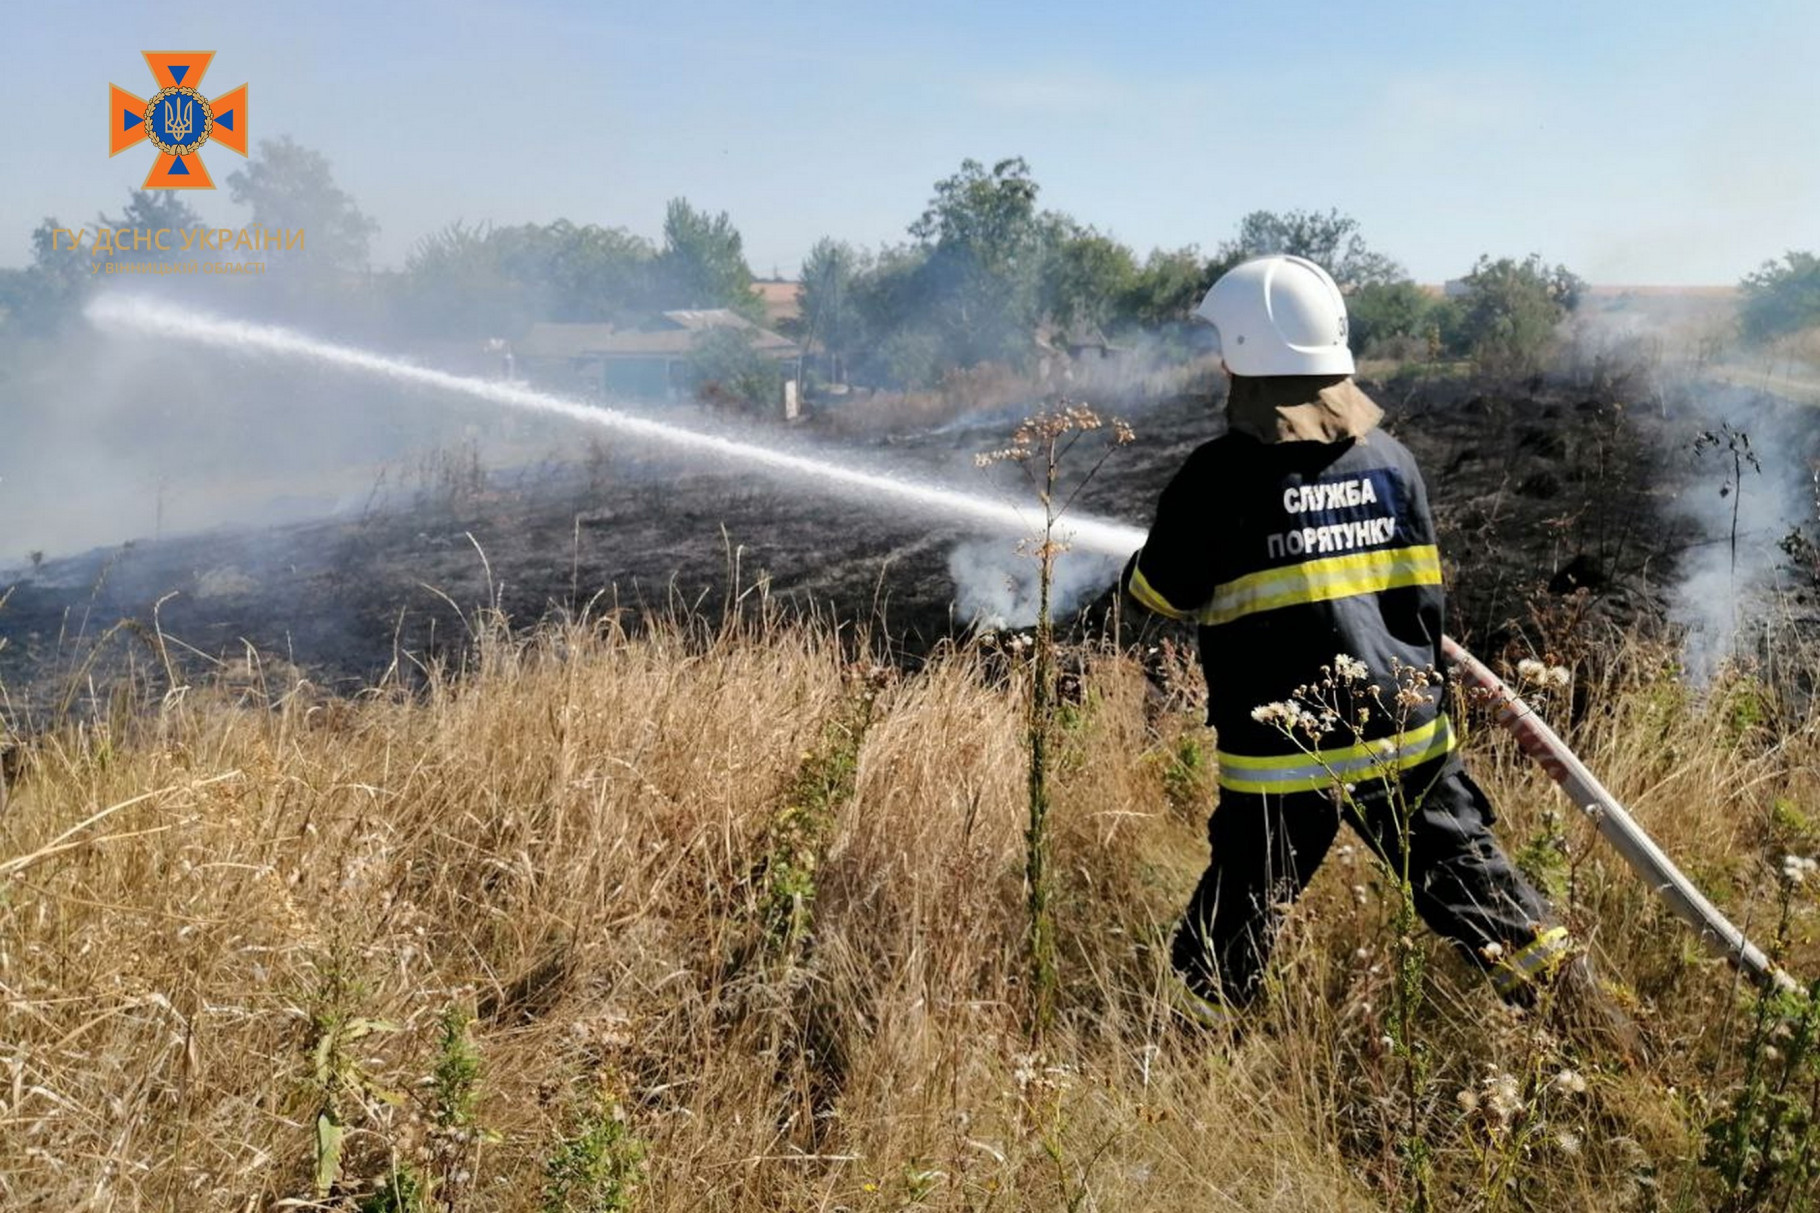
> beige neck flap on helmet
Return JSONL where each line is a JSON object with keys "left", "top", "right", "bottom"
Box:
{"left": 1194, "top": 254, "right": 1355, "bottom": 378}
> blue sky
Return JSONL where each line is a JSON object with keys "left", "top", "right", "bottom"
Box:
{"left": 17, "top": 0, "right": 1818, "bottom": 283}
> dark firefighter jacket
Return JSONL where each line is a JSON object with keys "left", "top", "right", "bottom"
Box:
{"left": 1121, "top": 388, "right": 1459, "bottom": 797}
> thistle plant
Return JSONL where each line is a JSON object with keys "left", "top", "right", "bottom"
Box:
{"left": 1457, "top": 1058, "right": 1592, "bottom": 1212}
{"left": 977, "top": 401, "right": 1133, "bottom": 1037}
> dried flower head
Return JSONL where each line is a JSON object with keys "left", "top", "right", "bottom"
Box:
{"left": 1251, "top": 701, "right": 1298, "bottom": 726}
{"left": 1484, "top": 1071, "right": 1525, "bottom": 1125}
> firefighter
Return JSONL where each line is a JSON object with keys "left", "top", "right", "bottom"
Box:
{"left": 1122, "top": 254, "right": 1571, "bottom": 1026}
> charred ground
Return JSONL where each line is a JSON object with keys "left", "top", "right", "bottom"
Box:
{"left": 0, "top": 370, "right": 1741, "bottom": 713}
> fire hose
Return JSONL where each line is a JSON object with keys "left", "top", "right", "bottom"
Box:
{"left": 1443, "top": 636, "right": 1801, "bottom": 995}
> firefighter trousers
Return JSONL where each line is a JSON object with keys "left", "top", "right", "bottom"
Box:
{"left": 1171, "top": 757, "right": 1559, "bottom": 1006}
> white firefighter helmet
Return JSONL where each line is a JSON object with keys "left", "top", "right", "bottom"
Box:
{"left": 1194, "top": 254, "right": 1355, "bottom": 377}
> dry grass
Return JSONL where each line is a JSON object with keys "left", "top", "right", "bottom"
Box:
{"left": 2, "top": 606, "right": 1818, "bottom": 1211}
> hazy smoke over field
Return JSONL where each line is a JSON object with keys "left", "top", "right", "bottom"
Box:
{"left": 0, "top": 302, "right": 571, "bottom": 567}
{"left": 1664, "top": 384, "right": 1819, "bottom": 675}
{"left": 1557, "top": 300, "right": 1820, "bottom": 675}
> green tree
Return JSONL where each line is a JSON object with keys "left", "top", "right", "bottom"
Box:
{"left": 908, "top": 156, "right": 1045, "bottom": 367}
{"left": 1453, "top": 253, "right": 1584, "bottom": 375}
{"left": 539, "top": 219, "right": 658, "bottom": 321}
{"left": 1120, "top": 245, "right": 1217, "bottom": 328}
{"left": 1348, "top": 280, "right": 1441, "bottom": 358}
{"left": 796, "top": 237, "right": 864, "bottom": 384}
{"left": 227, "top": 136, "right": 379, "bottom": 271}
{"left": 654, "top": 198, "right": 760, "bottom": 319}
{"left": 401, "top": 220, "right": 514, "bottom": 334}
{"left": 1218, "top": 208, "right": 1404, "bottom": 289}
{"left": 687, "top": 326, "right": 783, "bottom": 410}
{"left": 911, "top": 157, "right": 1041, "bottom": 267}
{"left": 401, "top": 220, "right": 658, "bottom": 338}
{"left": 1738, "top": 252, "right": 1820, "bottom": 343}
{"left": 1039, "top": 219, "right": 1138, "bottom": 332}
{"left": 849, "top": 243, "right": 940, "bottom": 386}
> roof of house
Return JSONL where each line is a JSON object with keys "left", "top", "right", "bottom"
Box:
{"left": 661, "top": 308, "right": 754, "bottom": 331}
{"left": 517, "top": 313, "right": 798, "bottom": 360}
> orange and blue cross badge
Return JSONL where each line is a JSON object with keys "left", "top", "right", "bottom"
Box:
{"left": 109, "top": 52, "right": 247, "bottom": 189}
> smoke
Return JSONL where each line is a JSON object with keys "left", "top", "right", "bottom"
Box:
{"left": 946, "top": 539, "right": 1123, "bottom": 629}
{"left": 1662, "top": 382, "right": 1819, "bottom": 676}
{"left": 1562, "top": 297, "right": 1820, "bottom": 674}
{"left": 0, "top": 315, "right": 576, "bottom": 567}
{"left": 1037, "top": 331, "right": 1223, "bottom": 421}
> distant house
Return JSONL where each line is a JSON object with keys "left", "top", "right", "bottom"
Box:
{"left": 516, "top": 309, "right": 800, "bottom": 402}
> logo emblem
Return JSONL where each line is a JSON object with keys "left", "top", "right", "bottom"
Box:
{"left": 109, "top": 52, "right": 246, "bottom": 189}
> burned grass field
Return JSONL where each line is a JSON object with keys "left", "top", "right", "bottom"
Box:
{"left": 0, "top": 370, "right": 1698, "bottom": 709}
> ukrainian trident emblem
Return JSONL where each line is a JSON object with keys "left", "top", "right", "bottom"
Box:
{"left": 110, "top": 52, "right": 247, "bottom": 189}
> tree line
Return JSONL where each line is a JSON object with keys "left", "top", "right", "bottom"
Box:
{"left": 9, "top": 139, "right": 1813, "bottom": 388}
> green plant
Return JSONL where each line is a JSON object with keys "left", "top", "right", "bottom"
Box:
{"left": 755, "top": 687, "right": 875, "bottom": 965}
{"left": 1515, "top": 808, "right": 1571, "bottom": 903}
{"left": 425, "top": 1003, "right": 486, "bottom": 1211}
{"left": 1771, "top": 798, "right": 1815, "bottom": 847}
{"left": 1155, "top": 732, "right": 1212, "bottom": 817}
{"left": 1703, "top": 861, "right": 1820, "bottom": 1210}
{"left": 686, "top": 326, "right": 783, "bottom": 411}
{"left": 794, "top": 237, "right": 863, "bottom": 384}
{"left": 1721, "top": 675, "right": 1770, "bottom": 744}
{"left": 541, "top": 1085, "right": 646, "bottom": 1213}
{"left": 1217, "top": 208, "right": 1404, "bottom": 290}
{"left": 362, "top": 1166, "right": 430, "bottom": 1213}
{"left": 655, "top": 197, "right": 762, "bottom": 320}
{"left": 300, "top": 960, "right": 404, "bottom": 1199}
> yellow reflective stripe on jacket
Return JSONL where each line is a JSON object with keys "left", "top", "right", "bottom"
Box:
{"left": 1199, "top": 544, "right": 1443, "bottom": 627}
{"left": 1216, "top": 713, "right": 1457, "bottom": 795}
{"left": 1490, "top": 926, "right": 1573, "bottom": 996}
{"left": 1127, "top": 562, "right": 1192, "bottom": 621}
